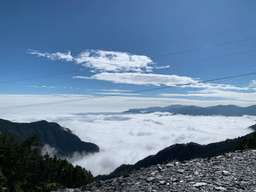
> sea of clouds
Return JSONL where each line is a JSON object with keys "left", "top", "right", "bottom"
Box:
{"left": 60, "top": 113, "right": 255, "bottom": 175}
{"left": 0, "top": 95, "right": 255, "bottom": 175}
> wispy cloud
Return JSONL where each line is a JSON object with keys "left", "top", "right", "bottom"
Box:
{"left": 98, "top": 89, "right": 133, "bottom": 93}
{"left": 74, "top": 72, "right": 247, "bottom": 91}
{"left": 94, "top": 89, "right": 140, "bottom": 96}
{"left": 74, "top": 72, "right": 198, "bottom": 87}
{"left": 155, "top": 65, "right": 171, "bottom": 70}
{"left": 28, "top": 49, "right": 73, "bottom": 62}
{"left": 30, "top": 85, "right": 56, "bottom": 89}
{"left": 95, "top": 92, "right": 140, "bottom": 96}
{"left": 161, "top": 88, "right": 256, "bottom": 103}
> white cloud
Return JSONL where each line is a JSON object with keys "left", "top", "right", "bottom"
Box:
{"left": 75, "top": 50, "right": 153, "bottom": 72}
{"left": 67, "top": 113, "right": 254, "bottom": 175}
{"left": 155, "top": 65, "right": 171, "bottom": 69}
{"left": 28, "top": 49, "right": 153, "bottom": 73}
{"left": 31, "top": 85, "right": 56, "bottom": 89}
{"left": 95, "top": 92, "right": 140, "bottom": 96}
{"left": 161, "top": 88, "right": 256, "bottom": 103}
{"left": 74, "top": 72, "right": 247, "bottom": 91}
{"left": 95, "top": 89, "right": 140, "bottom": 96}
{"left": 196, "top": 83, "right": 248, "bottom": 91}
{"left": 1, "top": 94, "right": 256, "bottom": 175}
{"left": 3, "top": 105, "right": 253, "bottom": 175}
{"left": 41, "top": 144, "right": 57, "bottom": 157}
{"left": 2, "top": 94, "right": 256, "bottom": 121}
{"left": 74, "top": 72, "right": 199, "bottom": 87}
{"left": 28, "top": 49, "right": 73, "bottom": 62}
{"left": 98, "top": 89, "right": 133, "bottom": 93}
{"left": 249, "top": 80, "right": 256, "bottom": 88}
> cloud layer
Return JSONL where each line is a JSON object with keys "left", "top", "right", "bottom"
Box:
{"left": 2, "top": 94, "right": 256, "bottom": 119}
{"left": 0, "top": 94, "right": 255, "bottom": 175}
{"left": 161, "top": 88, "right": 256, "bottom": 103}
{"left": 66, "top": 113, "right": 254, "bottom": 175}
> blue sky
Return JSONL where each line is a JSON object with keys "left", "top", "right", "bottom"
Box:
{"left": 1, "top": 0, "right": 256, "bottom": 103}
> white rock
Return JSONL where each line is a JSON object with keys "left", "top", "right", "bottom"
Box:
{"left": 214, "top": 186, "right": 227, "bottom": 191}
{"left": 222, "top": 170, "right": 230, "bottom": 176}
{"left": 166, "top": 163, "right": 173, "bottom": 167}
{"left": 193, "top": 182, "right": 207, "bottom": 187}
{"left": 177, "top": 169, "right": 184, "bottom": 174}
{"left": 194, "top": 170, "right": 199, "bottom": 175}
{"left": 146, "top": 177, "right": 155, "bottom": 182}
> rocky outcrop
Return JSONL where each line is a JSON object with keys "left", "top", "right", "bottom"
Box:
{"left": 0, "top": 119, "right": 99, "bottom": 156}
{"left": 57, "top": 150, "right": 256, "bottom": 191}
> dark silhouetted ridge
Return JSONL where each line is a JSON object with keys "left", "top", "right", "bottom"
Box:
{"left": 0, "top": 119, "right": 99, "bottom": 156}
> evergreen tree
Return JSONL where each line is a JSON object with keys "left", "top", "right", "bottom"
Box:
{"left": 0, "top": 133, "right": 94, "bottom": 192}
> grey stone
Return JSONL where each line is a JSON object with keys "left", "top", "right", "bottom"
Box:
{"left": 214, "top": 186, "right": 227, "bottom": 191}
{"left": 56, "top": 150, "right": 256, "bottom": 192}
{"left": 193, "top": 182, "right": 207, "bottom": 187}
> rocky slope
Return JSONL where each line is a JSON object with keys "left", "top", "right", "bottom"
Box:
{"left": 102, "top": 126, "right": 256, "bottom": 180}
{"left": 0, "top": 119, "right": 99, "bottom": 156}
{"left": 58, "top": 150, "right": 256, "bottom": 192}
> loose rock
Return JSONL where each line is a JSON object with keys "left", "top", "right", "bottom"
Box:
{"left": 56, "top": 150, "right": 256, "bottom": 192}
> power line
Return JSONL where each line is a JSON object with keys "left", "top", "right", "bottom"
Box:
{"left": 151, "top": 35, "right": 255, "bottom": 58}
{"left": 133, "top": 72, "right": 256, "bottom": 93}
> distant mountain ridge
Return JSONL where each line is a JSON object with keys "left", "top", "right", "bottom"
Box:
{"left": 0, "top": 119, "right": 99, "bottom": 156}
{"left": 125, "top": 105, "right": 256, "bottom": 116}
{"left": 100, "top": 124, "right": 256, "bottom": 179}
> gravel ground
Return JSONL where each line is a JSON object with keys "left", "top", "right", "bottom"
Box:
{"left": 56, "top": 150, "right": 256, "bottom": 192}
